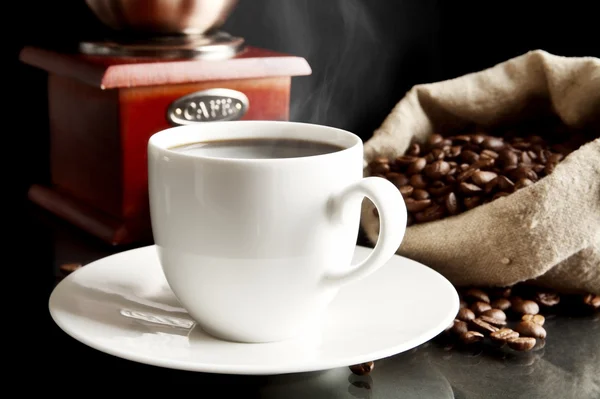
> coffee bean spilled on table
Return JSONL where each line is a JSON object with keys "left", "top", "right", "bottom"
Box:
{"left": 444, "top": 285, "right": 599, "bottom": 352}
{"left": 347, "top": 286, "right": 599, "bottom": 375}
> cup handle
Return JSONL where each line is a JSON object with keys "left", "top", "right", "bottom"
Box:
{"left": 323, "top": 176, "right": 407, "bottom": 288}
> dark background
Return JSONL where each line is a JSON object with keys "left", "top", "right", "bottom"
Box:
{"left": 10, "top": 0, "right": 600, "bottom": 204}
{"left": 8, "top": 0, "right": 599, "bottom": 381}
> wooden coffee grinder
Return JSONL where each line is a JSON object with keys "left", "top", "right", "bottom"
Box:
{"left": 20, "top": 0, "right": 311, "bottom": 246}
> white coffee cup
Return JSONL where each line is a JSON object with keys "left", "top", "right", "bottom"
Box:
{"left": 148, "top": 121, "right": 407, "bottom": 343}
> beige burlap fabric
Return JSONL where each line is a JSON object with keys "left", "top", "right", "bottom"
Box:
{"left": 361, "top": 50, "right": 600, "bottom": 294}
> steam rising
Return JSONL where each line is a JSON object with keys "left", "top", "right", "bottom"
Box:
{"left": 225, "top": 0, "right": 381, "bottom": 131}
{"left": 280, "top": 0, "right": 380, "bottom": 126}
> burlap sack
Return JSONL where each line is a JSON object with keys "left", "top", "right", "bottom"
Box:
{"left": 360, "top": 50, "right": 600, "bottom": 295}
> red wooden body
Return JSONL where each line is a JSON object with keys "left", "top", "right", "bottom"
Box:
{"left": 21, "top": 46, "right": 311, "bottom": 245}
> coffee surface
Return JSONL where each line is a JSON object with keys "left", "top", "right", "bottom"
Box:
{"left": 169, "top": 138, "right": 344, "bottom": 159}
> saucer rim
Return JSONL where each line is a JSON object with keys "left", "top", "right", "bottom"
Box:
{"left": 49, "top": 245, "right": 459, "bottom": 375}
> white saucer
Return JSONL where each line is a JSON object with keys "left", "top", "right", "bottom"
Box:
{"left": 49, "top": 245, "right": 459, "bottom": 375}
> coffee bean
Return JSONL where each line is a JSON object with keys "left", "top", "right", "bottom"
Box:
{"left": 395, "top": 155, "right": 417, "bottom": 166}
{"left": 490, "top": 328, "right": 519, "bottom": 344}
{"left": 512, "top": 300, "right": 540, "bottom": 315}
{"left": 349, "top": 361, "right": 374, "bottom": 375}
{"left": 532, "top": 163, "right": 545, "bottom": 173}
{"left": 522, "top": 314, "right": 545, "bottom": 326}
{"left": 544, "top": 162, "right": 556, "bottom": 175}
{"left": 409, "top": 174, "right": 428, "bottom": 189}
{"left": 371, "top": 162, "right": 390, "bottom": 175}
{"left": 453, "top": 135, "right": 472, "bottom": 144}
{"left": 457, "top": 308, "right": 476, "bottom": 322}
{"left": 479, "top": 315, "right": 507, "bottom": 327}
{"left": 461, "top": 150, "right": 480, "bottom": 164}
{"left": 495, "top": 175, "right": 515, "bottom": 192}
{"left": 414, "top": 204, "right": 445, "bottom": 223}
{"left": 386, "top": 172, "right": 409, "bottom": 188}
{"left": 464, "top": 288, "right": 490, "bottom": 303}
{"left": 460, "top": 182, "right": 482, "bottom": 196}
{"left": 460, "top": 299, "right": 468, "bottom": 309}
{"left": 520, "top": 151, "right": 532, "bottom": 164}
{"left": 404, "top": 198, "right": 431, "bottom": 212}
{"left": 497, "top": 149, "right": 518, "bottom": 169}
{"left": 424, "top": 160, "right": 451, "bottom": 179}
{"left": 399, "top": 185, "right": 414, "bottom": 198}
{"left": 481, "top": 308, "right": 506, "bottom": 321}
{"left": 514, "top": 178, "right": 534, "bottom": 190}
{"left": 548, "top": 152, "right": 564, "bottom": 163}
{"left": 407, "top": 143, "right": 420, "bottom": 156}
{"left": 429, "top": 181, "right": 453, "bottom": 197}
{"left": 407, "top": 157, "right": 427, "bottom": 174}
{"left": 483, "top": 177, "right": 498, "bottom": 194}
{"left": 442, "top": 139, "right": 454, "bottom": 148}
{"left": 427, "top": 134, "right": 444, "bottom": 147}
{"left": 448, "top": 146, "right": 462, "bottom": 158}
{"left": 477, "top": 158, "right": 496, "bottom": 170}
{"left": 463, "top": 196, "right": 483, "bottom": 210}
{"left": 457, "top": 167, "right": 478, "bottom": 182}
{"left": 452, "top": 319, "right": 469, "bottom": 335}
{"left": 490, "top": 298, "right": 511, "bottom": 311}
{"left": 470, "top": 318, "right": 500, "bottom": 334}
{"left": 507, "top": 337, "right": 537, "bottom": 351}
{"left": 510, "top": 166, "right": 538, "bottom": 182}
{"left": 475, "top": 134, "right": 489, "bottom": 145}
{"left": 583, "top": 294, "right": 600, "bottom": 309}
{"left": 471, "top": 301, "right": 492, "bottom": 315}
{"left": 412, "top": 189, "right": 430, "bottom": 200}
{"left": 512, "top": 141, "right": 530, "bottom": 150}
{"left": 472, "top": 171, "right": 498, "bottom": 186}
{"left": 431, "top": 148, "right": 445, "bottom": 160}
{"left": 445, "top": 192, "right": 459, "bottom": 215}
{"left": 445, "top": 175, "right": 457, "bottom": 184}
{"left": 460, "top": 331, "right": 484, "bottom": 344}
{"left": 480, "top": 149, "right": 499, "bottom": 159}
{"left": 515, "top": 321, "right": 547, "bottom": 339}
{"left": 535, "top": 292, "right": 560, "bottom": 307}
{"left": 482, "top": 137, "right": 505, "bottom": 151}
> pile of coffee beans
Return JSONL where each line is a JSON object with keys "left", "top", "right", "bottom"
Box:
{"left": 348, "top": 286, "right": 599, "bottom": 375}
{"left": 367, "top": 131, "right": 584, "bottom": 225}
{"left": 444, "top": 285, "right": 600, "bottom": 352}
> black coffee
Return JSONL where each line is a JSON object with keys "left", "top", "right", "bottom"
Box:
{"left": 169, "top": 138, "right": 345, "bottom": 159}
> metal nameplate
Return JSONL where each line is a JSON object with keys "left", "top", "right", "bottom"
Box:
{"left": 167, "top": 88, "right": 249, "bottom": 125}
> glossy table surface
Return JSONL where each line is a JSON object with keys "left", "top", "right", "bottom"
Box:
{"left": 29, "top": 205, "right": 599, "bottom": 398}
